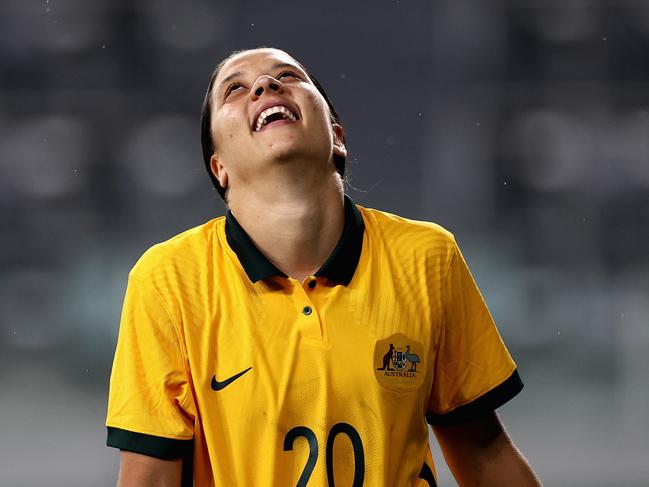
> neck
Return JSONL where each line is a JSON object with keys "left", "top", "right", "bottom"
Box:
{"left": 227, "top": 172, "right": 345, "bottom": 283}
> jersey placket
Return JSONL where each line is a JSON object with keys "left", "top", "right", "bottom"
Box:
{"left": 289, "top": 276, "right": 328, "bottom": 345}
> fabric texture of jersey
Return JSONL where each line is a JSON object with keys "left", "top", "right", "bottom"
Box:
{"left": 106, "top": 196, "right": 523, "bottom": 486}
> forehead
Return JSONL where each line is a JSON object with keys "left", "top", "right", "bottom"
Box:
{"left": 216, "top": 49, "right": 304, "bottom": 83}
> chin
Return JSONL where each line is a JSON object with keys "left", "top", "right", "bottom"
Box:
{"left": 256, "top": 130, "right": 330, "bottom": 167}
{"left": 268, "top": 145, "right": 299, "bottom": 162}
{"left": 266, "top": 141, "right": 311, "bottom": 163}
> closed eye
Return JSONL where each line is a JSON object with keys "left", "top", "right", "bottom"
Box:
{"left": 277, "top": 70, "right": 302, "bottom": 81}
{"left": 224, "top": 82, "right": 245, "bottom": 99}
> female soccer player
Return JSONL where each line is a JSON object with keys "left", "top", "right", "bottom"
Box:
{"left": 106, "top": 47, "right": 542, "bottom": 486}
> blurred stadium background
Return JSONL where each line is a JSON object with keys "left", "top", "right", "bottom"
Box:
{"left": 1, "top": 0, "right": 648, "bottom": 485}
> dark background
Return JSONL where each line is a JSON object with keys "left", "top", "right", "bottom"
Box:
{"left": 1, "top": 1, "right": 648, "bottom": 485}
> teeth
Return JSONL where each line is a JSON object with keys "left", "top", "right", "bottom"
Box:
{"left": 254, "top": 105, "right": 297, "bottom": 131}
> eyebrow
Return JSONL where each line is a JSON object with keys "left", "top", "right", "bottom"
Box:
{"left": 217, "top": 62, "right": 304, "bottom": 93}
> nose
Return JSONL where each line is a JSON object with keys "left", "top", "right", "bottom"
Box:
{"left": 251, "top": 75, "right": 284, "bottom": 99}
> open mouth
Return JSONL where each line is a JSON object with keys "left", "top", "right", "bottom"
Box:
{"left": 254, "top": 105, "right": 299, "bottom": 132}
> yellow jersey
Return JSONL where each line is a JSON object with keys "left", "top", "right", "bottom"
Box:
{"left": 106, "top": 196, "right": 522, "bottom": 486}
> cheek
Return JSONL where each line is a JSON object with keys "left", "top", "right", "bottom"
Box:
{"left": 304, "top": 92, "right": 333, "bottom": 140}
{"left": 308, "top": 93, "right": 329, "bottom": 122}
{"left": 213, "top": 113, "right": 242, "bottom": 151}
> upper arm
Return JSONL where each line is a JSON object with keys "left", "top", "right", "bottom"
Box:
{"left": 427, "top": 241, "right": 540, "bottom": 485}
{"left": 432, "top": 411, "right": 513, "bottom": 483}
{"left": 427, "top": 238, "right": 522, "bottom": 425}
{"left": 432, "top": 412, "right": 542, "bottom": 487}
{"left": 117, "top": 450, "right": 183, "bottom": 487}
{"left": 107, "top": 276, "right": 196, "bottom": 483}
{"left": 432, "top": 411, "right": 508, "bottom": 459}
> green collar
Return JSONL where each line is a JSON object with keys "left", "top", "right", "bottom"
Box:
{"left": 225, "top": 195, "right": 364, "bottom": 285}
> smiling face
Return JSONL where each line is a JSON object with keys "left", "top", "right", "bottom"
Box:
{"left": 206, "top": 48, "right": 346, "bottom": 198}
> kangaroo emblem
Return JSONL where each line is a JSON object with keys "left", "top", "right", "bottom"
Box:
{"left": 376, "top": 343, "right": 395, "bottom": 370}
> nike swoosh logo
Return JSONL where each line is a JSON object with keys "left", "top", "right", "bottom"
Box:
{"left": 211, "top": 367, "right": 252, "bottom": 391}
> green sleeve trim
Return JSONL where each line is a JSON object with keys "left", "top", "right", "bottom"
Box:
{"left": 426, "top": 369, "right": 524, "bottom": 426}
{"left": 106, "top": 427, "right": 193, "bottom": 460}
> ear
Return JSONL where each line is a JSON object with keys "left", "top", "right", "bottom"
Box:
{"left": 332, "top": 123, "right": 347, "bottom": 158}
{"left": 210, "top": 154, "right": 229, "bottom": 190}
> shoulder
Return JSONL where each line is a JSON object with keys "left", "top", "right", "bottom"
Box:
{"left": 357, "top": 204, "right": 457, "bottom": 257}
{"left": 130, "top": 217, "right": 225, "bottom": 283}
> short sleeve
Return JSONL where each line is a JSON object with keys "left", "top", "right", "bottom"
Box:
{"left": 106, "top": 275, "right": 195, "bottom": 458}
{"left": 427, "top": 239, "right": 523, "bottom": 426}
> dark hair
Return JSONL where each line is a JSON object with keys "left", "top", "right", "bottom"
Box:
{"left": 200, "top": 49, "right": 346, "bottom": 200}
